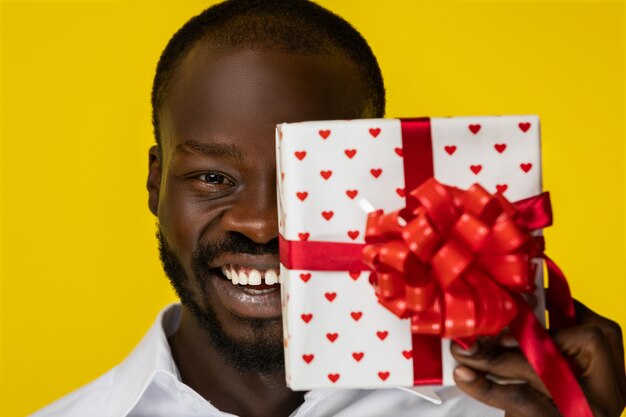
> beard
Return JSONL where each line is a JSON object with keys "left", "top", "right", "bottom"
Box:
{"left": 157, "top": 228, "right": 284, "bottom": 375}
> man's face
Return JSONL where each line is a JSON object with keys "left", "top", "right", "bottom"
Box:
{"left": 148, "top": 45, "right": 368, "bottom": 373}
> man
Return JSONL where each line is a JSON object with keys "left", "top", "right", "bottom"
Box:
{"left": 33, "top": 0, "right": 626, "bottom": 416}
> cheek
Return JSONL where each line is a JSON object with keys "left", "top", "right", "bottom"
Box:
{"left": 157, "top": 178, "right": 205, "bottom": 261}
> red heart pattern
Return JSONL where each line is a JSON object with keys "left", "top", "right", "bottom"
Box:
{"left": 468, "top": 124, "right": 481, "bottom": 134}
{"left": 520, "top": 163, "right": 533, "bottom": 173}
{"left": 369, "top": 128, "right": 381, "bottom": 138}
{"left": 278, "top": 117, "right": 541, "bottom": 388}
{"left": 350, "top": 311, "right": 363, "bottom": 321}
{"left": 345, "top": 189, "right": 358, "bottom": 199}
{"left": 321, "top": 211, "right": 334, "bottom": 221}
{"left": 494, "top": 143, "right": 507, "bottom": 153}
{"left": 376, "top": 331, "right": 389, "bottom": 341}
{"left": 344, "top": 149, "right": 357, "bottom": 159}
{"left": 496, "top": 184, "right": 508, "bottom": 194}
{"left": 470, "top": 164, "right": 482, "bottom": 174}
{"left": 319, "top": 129, "right": 331, "bottom": 139}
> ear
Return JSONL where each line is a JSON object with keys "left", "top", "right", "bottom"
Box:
{"left": 147, "top": 145, "right": 161, "bottom": 217}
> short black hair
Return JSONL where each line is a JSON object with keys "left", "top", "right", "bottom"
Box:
{"left": 151, "top": 0, "right": 385, "bottom": 145}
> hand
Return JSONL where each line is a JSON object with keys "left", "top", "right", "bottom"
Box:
{"left": 450, "top": 300, "right": 626, "bottom": 417}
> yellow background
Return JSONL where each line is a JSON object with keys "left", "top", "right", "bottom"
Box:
{"left": 1, "top": 0, "right": 624, "bottom": 416}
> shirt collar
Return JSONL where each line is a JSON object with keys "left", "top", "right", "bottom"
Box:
{"left": 106, "top": 303, "right": 442, "bottom": 417}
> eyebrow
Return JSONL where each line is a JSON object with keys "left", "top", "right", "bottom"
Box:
{"left": 174, "top": 140, "right": 244, "bottom": 162}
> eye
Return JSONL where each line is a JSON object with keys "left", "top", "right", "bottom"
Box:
{"left": 198, "top": 172, "right": 232, "bottom": 185}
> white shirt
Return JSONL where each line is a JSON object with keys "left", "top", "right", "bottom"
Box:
{"left": 31, "top": 304, "right": 504, "bottom": 417}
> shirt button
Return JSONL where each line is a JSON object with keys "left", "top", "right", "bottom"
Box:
{"left": 180, "top": 390, "right": 195, "bottom": 405}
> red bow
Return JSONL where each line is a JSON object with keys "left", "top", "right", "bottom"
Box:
{"left": 363, "top": 178, "right": 544, "bottom": 339}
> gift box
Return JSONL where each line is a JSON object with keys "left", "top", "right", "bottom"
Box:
{"left": 276, "top": 116, "right": 546, "bottom": 390}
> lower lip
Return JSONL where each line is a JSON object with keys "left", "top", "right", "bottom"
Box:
{"left": 208, "top": 271, "right": 282, "bottom": 319}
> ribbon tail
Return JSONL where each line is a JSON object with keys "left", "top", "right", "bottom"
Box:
{"left": 509, "top": 294, "right": 593, "bottom": 417}
{"left": 544, "top": 255, "right": 577, "bottom": 330}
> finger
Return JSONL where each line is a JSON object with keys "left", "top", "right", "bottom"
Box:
{"left": 453, "top": 365, "right": 559, "bottom": 417}
{"left": 553, "top": 323, "right": 626, "bottom": 416}
{"left": 573, "top": 299, "right": 625, "bottom": 382}
{"left": 451, "top": 341, "right": 551, "bottom": 398}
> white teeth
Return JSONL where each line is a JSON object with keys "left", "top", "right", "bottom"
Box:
{"left": 237, "top": 270, "right": 248, "bottom": 285}
{"left": 243, "top": 287, "right": 277, "bottom": 295}
{"left": 248, "top": 269, "right": 262, "bottom": 285}
{"left": 221, "top": 265, "right": 282, "bottom": 288}
{"left": 264, "top": 269, "right": 278, "bottom": 285}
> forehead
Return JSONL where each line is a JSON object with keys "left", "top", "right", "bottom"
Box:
{"left": 160, "top": 45, "right": 367, "bottom": 150}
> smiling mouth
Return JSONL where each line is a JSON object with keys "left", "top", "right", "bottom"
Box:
{"left": 219, "top": 264, "right": 282, "bottom": 295}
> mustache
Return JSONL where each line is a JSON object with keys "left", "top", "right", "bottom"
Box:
{"left": 193, "top": 232, "right": 279, "bottom": 268}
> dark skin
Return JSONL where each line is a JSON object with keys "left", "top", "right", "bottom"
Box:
{"left": 147, "top": 45, "right": 626, "bottom": 417}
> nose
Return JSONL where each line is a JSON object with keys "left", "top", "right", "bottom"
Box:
{"left": 220, "top": 171, "right": 278, "bottom": 245}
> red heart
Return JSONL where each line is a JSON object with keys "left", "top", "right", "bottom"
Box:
{"left": 345, "top": 189, "right": 358, "bottom": 199}
{"left": 325, "top": 292, "right": 337, "bottom": 302}
{"left": 402, "top": 350, "right": 412, "bottom": 359}
{"left": 369, "top": 127, "right": 381, "bottom": 138}
{"left": 394, "top": 147, "right": 403, "bottom": 157}
{"left": 300, "top": 273, "right": 311, "bottom": 283}
{"left": 376, "top": 330, "right": 389, "bottom": 340}
{"left": 378, "top": 371, "right": 390, "bottom": 381}
{"left": 496, "top": 184, "right": 508, "bottom": 194}
{"left": 350, "top": 311, "right": 363, "bottom": 321}
{"left": 320, "top": 170, "right": 333, "bottom": 180}
{"left": 352, "top": 352, "right": 364, "bottom": 362}
{"left": 318, "top": 129, "right": 331, "bottom": 139}
{"left": 302, "top": 354, "right": 314, "bottom": 364}
{"left": 520, "top": 163, "right": 533, "bottom": 173}
{"left": 344, "top": 149, "right": 357, "bottom": 159}
{"left": 349, "top": 271, "right": 361, "bottom": 280}
{"left": 326, "top": 333, "right": 338, "bottom": 342}
{"left": 518, "top": 122, "right": 531, "bottom": 132}
{"left": 370, "top": 168, "right": 382, "bottom": 178}
{"left": 327, "top": 373, "right": 340, "bottom": 383}
{"left": 296, "top": 191, "right": 308, "bottom": 201}
{"left": 294, "top": 151, "right": 307, "bottom": 160}
{"left": 347, "top": 230, "right": 360, "bottom": 240}
{"left": 301, "top": 313, "right": 313, "bottom": 323}
{"left": 298, "top": 232, "right": 310, "bottom": 241}
{"left": 281, "top": 172, "right": 285, "bottom": 181}
{"left": 494, "top": 143, "right": 507, "bottom": 153}
{"left": 321, "top": 211, "right": 334, "bottom": 221}
{"left": 395, "top": 188, "right": 405, "bottom": 197}
{"left": 444, "top": 145, "right": 457, "bottom": 155}
{"left": 470, "top": 165, "right": 482, "bottom": 174}
{"left": 468, "top": 124, "right": 481, "bottom": 134}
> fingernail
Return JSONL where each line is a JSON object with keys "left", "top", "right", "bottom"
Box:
{"left": 498, "top": 334, "right": 519, "bottom": 348}
{"left": 454, "top": 366, "right": 477, "bottom": 382}
{"left": 455, "top": 343, "right": 478, "bottom": 356}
